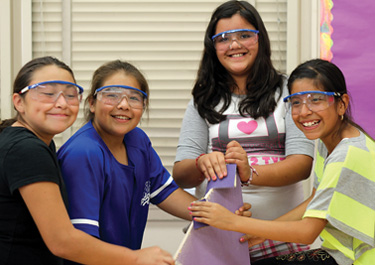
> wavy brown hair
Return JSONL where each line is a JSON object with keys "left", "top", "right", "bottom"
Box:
{"left": 193, "top": 0, "right": 283, "bottom": 124}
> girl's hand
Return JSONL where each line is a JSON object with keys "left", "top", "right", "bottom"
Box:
{"left": 188, "top": 201, "right": 236, "bottom": 231}
{"left": 196, "top": 152, "right": 227, "bottom": 181}
{"left": 134, "top": 246, "right": 175, "bottom": 265}
{"left": 225, "top": 141, "right": 251, "bottom": 183}
{"left": 235, "top": 202, "right": 252, "bottom": 217}
{"left": 239, "top": 234, "right": 266, "bottom": 247}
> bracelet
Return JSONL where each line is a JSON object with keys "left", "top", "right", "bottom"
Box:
{"left": 241, "top": 165, "right": 258, "bottom": 186}
{"left": 195, "top": 153, "right": 206, "bottom": 171}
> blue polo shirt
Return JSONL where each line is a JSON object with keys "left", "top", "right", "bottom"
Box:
{"left": 57, "top": 121, "right": 178, "bottom": 252}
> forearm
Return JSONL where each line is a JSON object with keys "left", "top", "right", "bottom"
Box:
{"left": 250, "top": 154, "right": 313, "bottom": 187}
{"left": 157, "top": 188, "right": 196, "bottom": 220}
{"left": 21, "top": 182, "right": 138, "bottom": 264}
{"left": 232, "top": 216, "right": 322, "bottom": 245}
{"left": 274, "top": 190, "right": 315, "bottom": 221}
{"left": 53, "top": 228, "right": 136, "bottom": 264}
{"left": 190, "top": 193, "right": 323, "bottom": 246}
{"left": 235, "top": 196, "right": 317, "bottom": 243}
{"left": 173, "top": 159, "right": 204, "bottom": 188}
{"left": 238, "top": 191, "right": 317, "bottom": 245}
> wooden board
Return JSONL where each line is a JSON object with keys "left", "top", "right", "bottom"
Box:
{"left": 174, "top": 164, "right": 251, "bottom": 265}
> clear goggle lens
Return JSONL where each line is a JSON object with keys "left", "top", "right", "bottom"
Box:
{"left": 95, "top": 85, "right": 147, "bottom": 109}
{"left": 283, "top": 91, "right": 341, "bottom": 114}
{"left": 212, "top": 29, "right": 259, "bottom": 51}
{"left": 20, "top": 80, "right": 83, "bottom": 106}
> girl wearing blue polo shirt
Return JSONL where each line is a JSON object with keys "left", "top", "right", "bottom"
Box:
{"left": 58, "top": 60, "right": 197, "bottom": 265}
{"left": 189, "top": 59, "right": 375, "bottom": 265}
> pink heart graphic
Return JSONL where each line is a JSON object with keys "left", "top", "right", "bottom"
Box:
{"left": 237, "top": 120, "right": 258, "bottom": 135}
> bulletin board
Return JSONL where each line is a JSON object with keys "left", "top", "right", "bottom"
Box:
{"left": 320, "top": 0, "right": 375, "bottom": 137}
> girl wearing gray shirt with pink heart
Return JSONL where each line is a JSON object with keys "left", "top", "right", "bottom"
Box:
{"left": 173, "top": 1, "right": 315, "bottom": 262}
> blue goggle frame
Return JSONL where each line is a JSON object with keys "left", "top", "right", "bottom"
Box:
{"left": 283, "top": 91, "right": 341, "bottom": 103}
{"left": 211, "top": 28, "right": 259, "bottom": 41}
{"left": 94, "top": 85, "right": 148, "bottom": 99}
{"left": 20, "top": 80, "right": 84, "bottom": 95}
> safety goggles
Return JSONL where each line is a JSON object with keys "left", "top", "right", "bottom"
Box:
{"left": 19, "top": 80, "right": 83, "bottom": 106}
{"left": 94, "top": 85, "right": 147, "bottom": 109}
{"left": 211, "top": 29, "right": 259, "bottom": 51}
{"left": 283, "top": 91, "right": 341, "bottom": 114}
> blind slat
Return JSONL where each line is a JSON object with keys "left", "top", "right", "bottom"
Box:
{"left": 32, "top": 0, "right": 287, "bottom": 172}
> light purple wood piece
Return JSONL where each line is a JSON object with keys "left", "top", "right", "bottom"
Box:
{"left": 175, "top": 164, "right": 251, "bottom": 265}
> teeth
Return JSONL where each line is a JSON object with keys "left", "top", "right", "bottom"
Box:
{"left": 231, "top": 53, "right": 244, "bottom": 57}
{"left": 114, "top": 116, "right": 129, "bottom": 120}
{"left": 303, "top": 121, "right": 319, "bottom": 127}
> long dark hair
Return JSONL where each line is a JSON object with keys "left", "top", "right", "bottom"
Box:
{"left": 0, "top": 56, "right": 75, "bottom": 133}
{"left": 84, "top": 60, "right": 150, "bottom": 122}
{"left": 193, "top": 0, "right": 283, "bottom": 124}
{"left": 287, "top": 58, "right": 373, "bottom": 140}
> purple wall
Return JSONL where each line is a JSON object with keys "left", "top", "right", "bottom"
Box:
{"left": 330, "top": 0, "right": 375, "bottom": 137}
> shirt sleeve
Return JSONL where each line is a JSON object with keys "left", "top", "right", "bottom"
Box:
{"left": 304, "top": 143, "right": 346, "bottom": 218}
{"left": 175, "top": 99, "right": 209, "bottom": 162}
{"left": 58, "top": 142, "right": 105, "bottom": 238}
{"left": 5, "top": 139, "right": 60, "bottom": 194}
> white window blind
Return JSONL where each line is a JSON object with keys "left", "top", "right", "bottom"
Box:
{"left": 32, "top": 0, "right": 287, "bottom": 173}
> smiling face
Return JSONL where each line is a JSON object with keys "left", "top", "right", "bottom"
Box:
{"left": 290, "top": 78, "right": 347, "bottom": 149}
{"left": 214, "top": 14, "right": 259, "bottom": 80}
{"left": 13, "top": 65, "right": 79, "bottom": 144}
{"left": 90, "top": 71, "right": 143, "bottom": 143}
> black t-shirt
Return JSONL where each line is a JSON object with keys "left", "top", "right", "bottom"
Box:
{"left": 0, "top": 127, "right": 68, "bottom": 265}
